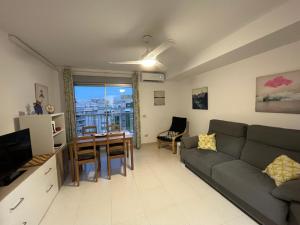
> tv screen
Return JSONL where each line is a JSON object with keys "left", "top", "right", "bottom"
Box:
{"left": 0, "top": 129, "right": 33, "bottom": 185}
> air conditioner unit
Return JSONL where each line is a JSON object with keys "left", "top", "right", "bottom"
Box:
{"left": 140, "top": 72, "right": 165, "bottom": 82}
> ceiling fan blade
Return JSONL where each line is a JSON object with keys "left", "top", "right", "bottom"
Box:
{"left": 155, "top": 61, "right": 167, "bottom": 71}
{"left": 144, "top": 39, "right": 175, "bottom": 59}
{"left": 109, "top": 60, "right": 142, "bottom": 65}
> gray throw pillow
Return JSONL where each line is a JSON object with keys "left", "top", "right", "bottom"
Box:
{"left": 272, "top": 179, "right": 300, "bottom": 202}
{"left": 181, "top": 136, "right": 198, "bottom": 149}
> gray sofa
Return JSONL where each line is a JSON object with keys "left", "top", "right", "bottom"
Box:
{"left": 180, "top": 119, "right": 300, "bottom": 225}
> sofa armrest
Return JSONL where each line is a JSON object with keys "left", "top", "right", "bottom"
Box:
{"left": 289, "top": 202, "right": 300, "bottom": 225}
{"left": 181, "top": 136, "right": 198, "bottom": 149}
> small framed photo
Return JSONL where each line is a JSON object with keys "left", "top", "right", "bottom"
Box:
{"left": 35, "top": 83, "right": 49, "bottom": 110}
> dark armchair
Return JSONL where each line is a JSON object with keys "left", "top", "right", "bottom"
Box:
{"left": 157, "top": 117, "right": 188, "bottom": 154}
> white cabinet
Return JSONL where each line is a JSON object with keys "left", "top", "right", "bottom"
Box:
{"left": 19, "top": 113, "right": 66, "bottom": 156}
{"left": 0, "top": 156, "right": 58, "bottom": 225}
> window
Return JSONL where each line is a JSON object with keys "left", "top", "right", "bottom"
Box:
{"left": 74, "top": 85, "right": 134, "bottom": 136}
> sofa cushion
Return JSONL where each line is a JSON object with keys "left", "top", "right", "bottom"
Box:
{"left": 181, "top": 136, "right": 198, "bottom": 149}
{"left": 289, "top": 203, "right": 300, "bottom": 225}
{"left": 272, "top": 179, "right": 300, "bottom": 202}
{"left": 241, "top": 125, "right": 300, "bottom": 170}
{"left": 264, "top": 155, "right": 300, "bottom": 186}
{"left": 198, "top": 133, "right": 216, "bottom": 151}
{"left": 208, "top": 120, "right": 247, "bottom": 158}
{"left": 181, "top": 147, "right": 234, "bottom": 177}
{"left": 212, "top": 160, "right": 288, "bottom": 225}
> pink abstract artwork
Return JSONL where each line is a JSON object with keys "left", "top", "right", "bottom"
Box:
{"left": 256, "top": 70, "right": 300, "bottom": 114}
{"left": 264, "top": 76, "right": 293, "bottom": 88}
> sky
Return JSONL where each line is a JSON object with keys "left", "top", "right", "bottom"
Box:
{"left": 75, "top": 86, "right": 133, "bottom": 101}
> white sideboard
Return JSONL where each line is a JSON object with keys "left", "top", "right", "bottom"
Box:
{"left": 0, "top": 155, "right": 59, "bottom": 225}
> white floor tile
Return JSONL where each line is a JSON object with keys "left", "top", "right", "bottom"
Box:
{"left": 40, "top": 143, "right": 258, "bottom": 225}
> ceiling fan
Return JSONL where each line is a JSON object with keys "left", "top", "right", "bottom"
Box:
{"left": 109, "top": 35, "right": 175, "bottom": 70}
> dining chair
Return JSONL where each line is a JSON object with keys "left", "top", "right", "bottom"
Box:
{"left": 105, "top": 132, "right": 126, "bottom": 179}
{"left": 82, "top": 125, "right": 97, "bottom": 136}
{"left": 107, "top": 123, "right": 120, "bottom": 132}
{"left": 73, "top": 136, "right": 100, "bottom": 186}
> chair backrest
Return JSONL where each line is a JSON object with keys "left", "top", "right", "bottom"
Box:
{"left": 82, "top": 126, "right": 97, "bottom": 136}
{"left": 241, "top": 125, "right": 300, "bottom": 169}
{"left": 208, "top": 119, "right": 248, "bottom": 158}
{"left": 107, "top": 124, "right": 120, "bottom": 132}
{"left": 169, "top": 117, "right": 187, "bottom": 133}
{"left": 106, "top": 132, "right": 126, "bottom": 153}
{"left": 73, "top": 136, "right": 97, "bottom": 160}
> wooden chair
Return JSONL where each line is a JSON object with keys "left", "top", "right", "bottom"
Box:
{"left": 82, "top": 125, "right": 97, "bottom": 136}
{"left": 157, "top": 117, "right": 188, "bottom": 154}
{"left": 73, "top": 136, "right": 100, "bottom": 186}
{"left": 105, "top": 132, "right": 126, "bottom": 179}
{"left": 107, "top": 123, "right": 120, "bottom": 132}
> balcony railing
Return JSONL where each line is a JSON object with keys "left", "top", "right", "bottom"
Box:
{"left": 76, "top": 112, "right": 134, "bottom": 136}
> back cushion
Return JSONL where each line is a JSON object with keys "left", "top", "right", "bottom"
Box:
{"left": 208, "top": 120, "right": 248, "bottom": 158}
{"left": 241, "top": 125, "right": 300, "bottom": 169}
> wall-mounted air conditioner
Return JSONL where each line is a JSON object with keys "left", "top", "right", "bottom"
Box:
{"left": 140, "top": 72, "right": 165, "bottom": 82}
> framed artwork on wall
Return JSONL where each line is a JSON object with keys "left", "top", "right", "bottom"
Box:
{"left": 154, "top": 90, "right": 165, "bottom": 106}
{"left": 256, "top": 70, "right": 300, "bottom": 114}
{"left": 192, "top": 87, "right": 208, "bottom": 110}
{"left": 35, "top": 83, "right": 49, "bottom": 111}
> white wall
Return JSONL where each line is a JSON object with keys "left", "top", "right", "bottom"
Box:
{"left": 139, "top": 80, "right": 183, "bottom": 143}
{"left": 0, "top": 29, "right": 61, "bottom": 135}
{"left": 178, "top": 40, "right": 300, "bottom": 136}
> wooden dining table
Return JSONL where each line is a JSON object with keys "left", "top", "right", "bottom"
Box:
{"left": 69, "top": 133, "right": 134, "bottom": 180}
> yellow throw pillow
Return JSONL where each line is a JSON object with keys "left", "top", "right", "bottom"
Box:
{"left": 263, "top": 155, "right": 300, "bottom": 186}
{"left": 198, "top": 133, "right": 216, "bottom": 151}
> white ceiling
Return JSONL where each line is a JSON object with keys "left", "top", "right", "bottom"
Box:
{"left": 0, "top": 0, "right": 286, "bottom": 77}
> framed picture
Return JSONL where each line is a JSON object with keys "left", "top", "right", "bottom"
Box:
{"left": 256, "top": 70, "right": 300, "bottom": 114}
{"left": 192, "top": 87, "right": 208, "bottom": 109}
{"left": 35, "top": 83, "right": 49, "bottom": 111}
{"left": 154, "top": 90, "right": 165, "bottom": 106}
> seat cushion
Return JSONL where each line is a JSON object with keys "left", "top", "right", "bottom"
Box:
{"left": 109, "top": 149, "right": 125, "bottom": 156}
{"left": 78, "top": 154, "right": 95, "bottom": 161}
{"left": 181, "top": 148, "right": 234, "bottom": 177}
{"left": 212, "top": 160, "right": 288, "bottom": 225}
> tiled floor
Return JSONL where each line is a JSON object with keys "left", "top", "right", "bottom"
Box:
{"left": 40, "top": 143, "right": 258, "bottom": 225}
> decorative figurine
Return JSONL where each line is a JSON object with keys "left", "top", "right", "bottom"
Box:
{"left": 46, "top": 104, "right": 55, "bottom": 114}
{"left": 33, "top": 100, "right": 43, "bottom": 115}
{"left": 25, "top": 104, "right": 32, "bottom": 115}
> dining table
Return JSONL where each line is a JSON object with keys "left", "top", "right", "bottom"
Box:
{"left": 69, "top": 132, "right": 134, "bottom": 181}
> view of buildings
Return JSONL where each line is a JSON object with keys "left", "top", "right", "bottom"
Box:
{"left": 74, "top": 86, "right": 134, "bottom": 135}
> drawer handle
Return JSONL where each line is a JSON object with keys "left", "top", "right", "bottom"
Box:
{"left": 44, "top": 167, "right": 52, "bottom": 175}
{"left": 10, "top": 198, "right": 24, "bottom": 211}
{"left": 22, "top": 222, "right": 27, "bottom": 225}
{"left": 46, "top": 184, "right": 54, "bottom": 193}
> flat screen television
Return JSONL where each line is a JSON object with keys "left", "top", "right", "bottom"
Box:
{"left": 0, "top": 129, "right": 33, "bottom": 186}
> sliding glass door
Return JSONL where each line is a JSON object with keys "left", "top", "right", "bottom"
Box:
{"left": 74, "top": 84, "right": 134, "bottom": 136}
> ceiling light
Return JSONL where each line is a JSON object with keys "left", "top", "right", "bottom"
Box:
{"left": 142, "top": 59, "right": 156, "bottom": 67}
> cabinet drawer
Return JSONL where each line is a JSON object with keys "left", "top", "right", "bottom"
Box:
{"left": 37, "top": 156, "right": 57, "bottom": 178}
{"left": 1, "top": 182, "right": 37, "bottom": 225}
{"left": 0, "top": 156, "right": 58, "bottom": 225}
{"left": 44, "top": 169, "right": 58, "bottom": 204}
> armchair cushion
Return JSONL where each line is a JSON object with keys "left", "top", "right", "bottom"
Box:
{"left": 157, "top": 131, "right": 179, "bottom": 142}
{"left": 169, "top": 117, "right": 187, "bottom": 133}
{"left": 272, "top": 179, "right": 300, "bottom": 202}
